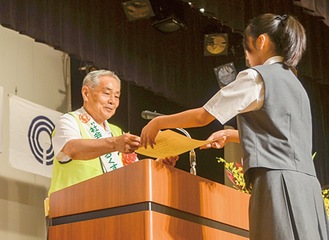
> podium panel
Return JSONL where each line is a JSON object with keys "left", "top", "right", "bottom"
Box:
{"left": 48, "top": 159, "right": 250, "bottom": 239}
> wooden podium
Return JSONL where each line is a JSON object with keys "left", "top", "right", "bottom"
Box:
{"left": 48, "top": 159, "right": 250, "bottom": 240}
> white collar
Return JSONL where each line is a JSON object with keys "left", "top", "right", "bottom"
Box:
{"left": 264, "top": 56, "right": 284, "bottom": 65}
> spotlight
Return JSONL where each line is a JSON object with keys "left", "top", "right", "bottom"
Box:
{"left": 152, "top": 16, "right": 185, "bottom": 33}
{"left": 150, "top": 0, "right": 185, "bottom": 34}
{"left": 213, "top": 62, "right": 237, "bottom": 88}
{"left": 204, "top": 33, "right": 228, "bottom": 56}
{"left": 122, "top": 0, "right": 155, "bottom": 21}
{"left": 78, "top": 64, "right": 98, "bottom": 74}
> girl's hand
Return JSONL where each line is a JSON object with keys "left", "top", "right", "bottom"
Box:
{"left": 200, "top": 130, "right": 228, "bottom": 149}
{"left": 140, "top": 120, "right": 160, "bottom": 149}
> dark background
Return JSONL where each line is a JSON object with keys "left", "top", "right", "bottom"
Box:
{"left": 1, "top": 0, "right": 328, "bottom": 186}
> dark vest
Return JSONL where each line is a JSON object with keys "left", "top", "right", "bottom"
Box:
{"left": 237, "top": 63, "right": 316, "bottom": 177}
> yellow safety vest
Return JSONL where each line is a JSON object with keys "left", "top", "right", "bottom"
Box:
{"left": 48, "top": 114, "right": 123, "bottom": 196}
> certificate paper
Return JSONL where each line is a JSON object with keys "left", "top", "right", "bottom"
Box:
{"left": 136, "top": 129, "right": 213, "bottom": 159}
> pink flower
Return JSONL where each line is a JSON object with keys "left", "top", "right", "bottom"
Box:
{"left": 122, "top": 152, "right": 138, "bottom": 166}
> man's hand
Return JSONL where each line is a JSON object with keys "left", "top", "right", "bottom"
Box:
{"left": 156, "top": 156, "right": 179, "bottom": 167}
{"left": 114, "top": 133, "right": 141, "bottom": 154}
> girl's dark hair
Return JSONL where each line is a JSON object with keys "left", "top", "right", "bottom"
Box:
{"left": 244, "top": 13, "right": 306, "bottom": 67}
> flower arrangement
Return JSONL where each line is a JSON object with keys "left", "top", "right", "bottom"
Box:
{"left": 217, "top": 157, "right": 250, "bottom": 194}
{"left": 218, "top": 157, "right": 329, "bottom": 218}
{"left": 322, "top": 188, "right": 329, "bottom": 219}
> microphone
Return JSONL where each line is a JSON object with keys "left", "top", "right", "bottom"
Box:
{"left": 141, "top": 110, "right": 164, "bottom": 120}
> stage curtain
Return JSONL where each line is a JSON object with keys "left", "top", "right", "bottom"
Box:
{"left": 0, "top": 0, "right": 230, "bottom": 108}
{"left": 294, "top": 0, "right": 329, "bottom": 26}
{"left": 0, "top": 0, "right": 329, "bottom": 186}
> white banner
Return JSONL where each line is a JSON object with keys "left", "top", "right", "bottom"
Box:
{"left": 0, "top": 86, "right": 3, "bottom": 153}
{"left": 9, "top": 94, "right": 62, "bottom": 178}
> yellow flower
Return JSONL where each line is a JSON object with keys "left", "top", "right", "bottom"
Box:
{"left": 322, "top": 189, "right": 329, "bottom": 219}
{"left": 217, "top": 157, "right": 251, "bottom": 194}
{"left": 218, "top": 157, "right": 329, "bottom": 219}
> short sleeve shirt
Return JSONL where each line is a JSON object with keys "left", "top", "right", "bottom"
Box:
{"left": 203, "top": 56, "right": 284, "bottom": 124}
{"left": 52, "top": 107, "right": 113, "bottom": 162}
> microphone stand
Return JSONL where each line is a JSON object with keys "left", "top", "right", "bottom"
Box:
{"left": 175, "top": 128, "right": 197, "bottom": 176}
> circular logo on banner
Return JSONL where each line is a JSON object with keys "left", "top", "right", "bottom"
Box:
{"left": 28, "top": 115, "right": 55, "bottom": 166}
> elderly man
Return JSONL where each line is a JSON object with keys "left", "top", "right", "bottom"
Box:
{"left": 48, "top": 70, "right": 177, "bottom": 195}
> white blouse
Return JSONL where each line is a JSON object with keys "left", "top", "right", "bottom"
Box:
{"left": 203, "top": 56, "right": 284, "bottom": 124}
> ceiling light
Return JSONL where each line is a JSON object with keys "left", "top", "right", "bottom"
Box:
{"left": 122, "top": 0, "right": 155, "bottom": 21}
{"left": 152, "top": 16, "right": 185, "bottom": 33}
{"left": 204, "top": 33, "right": 228, "bottom": 56}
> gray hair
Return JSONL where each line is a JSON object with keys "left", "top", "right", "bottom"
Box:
{"left": 82, "top": 70, "right": 121, "bottom": 89}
